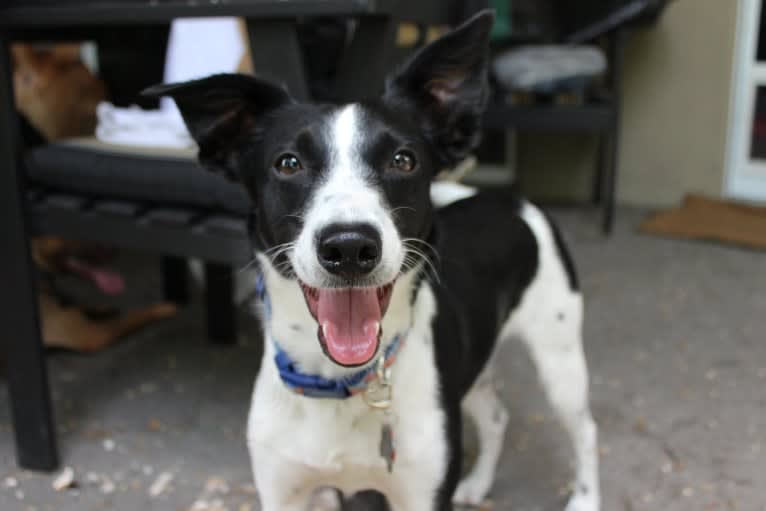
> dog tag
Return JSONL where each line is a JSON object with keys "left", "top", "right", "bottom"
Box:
{"left": 364, "top": 355, "right": 392, "bottom": 409}
{"left": 379, "top": 423, "right": 396, "bottom": 473}
{"left": 364, "top": 379, "right": 392, "bottom": 409}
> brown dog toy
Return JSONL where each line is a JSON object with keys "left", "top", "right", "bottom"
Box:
{"left": 39, "top": 295, "right": 177, "bottom": 353}
{"left": 32, "top": 237, "right": 178, "bottom": 352}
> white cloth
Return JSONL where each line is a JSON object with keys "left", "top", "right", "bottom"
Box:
{"left": 95, "top": 103, "right": 194, "bottom": 148}
{"left": 96, "top": 17, "right": 244, "bottom": 148}
{"left": 493, "top": 45, "right": 607, "bottom": 91}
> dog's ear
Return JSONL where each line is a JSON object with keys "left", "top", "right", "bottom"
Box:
{"left": 384, "top": 10, "right": 493, "bottom": 169}
{"left": 143, "top": 73, "right": 292, "bottom": 180}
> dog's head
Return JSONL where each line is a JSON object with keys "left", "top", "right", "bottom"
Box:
{"left": 146, "top": 11, "right": 492, "bottom": 367}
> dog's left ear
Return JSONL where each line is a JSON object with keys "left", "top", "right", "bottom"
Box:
{"left": 384, "top": 10, "right": 494, "bottom": 169}
{"left": 143, "top": 74, "right": 292, "bottom": 181}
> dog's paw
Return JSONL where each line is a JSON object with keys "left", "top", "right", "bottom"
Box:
{"left": 453, "top": 474, "right": 492, "bottom": 507}
{"left": 563, "top": 489, "right": 599, "bottom": 511}
{"left": 310, "top": 487, "right": 343, "bottom": 511}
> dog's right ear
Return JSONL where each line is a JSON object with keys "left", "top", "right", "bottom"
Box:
{"left": 384, "top": 10, "right": 494, "bottom": 170}
{"left": 143, "top": 73, "right": 292, "bottom": 181}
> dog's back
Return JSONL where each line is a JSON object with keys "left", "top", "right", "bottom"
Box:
{"left": 428, "top": 188, "right": 540, "bottom": 393}
{"left": 428, "top": 188, "right": 597, "bottom": 509}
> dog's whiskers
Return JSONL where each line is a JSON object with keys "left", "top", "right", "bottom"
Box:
{"left": 402, "top": 240, "right": 440, "bottom": 285}
{"left": 264, "top": 242, "right": 296, "bottom": 265}
{"left": 402, "top": 237, "right": 440, "bottom": 261}
{"left": 255, "top": 242, "right": 298, "bottom": 277}
{"left": 264, "top": 241, "right": 295, "bottom": 257}
{"left": 273, "top": 258, "right": 296, "bottom": 276}
{"left": 282, "top": 213, "right": 305, "bottom": 223}
{"left": 238, "top": 256, "right": 260, "bottom": 273}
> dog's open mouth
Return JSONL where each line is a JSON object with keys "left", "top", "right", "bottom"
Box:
{"left": 300, "top": 282, "right": 394, "bottom": 367}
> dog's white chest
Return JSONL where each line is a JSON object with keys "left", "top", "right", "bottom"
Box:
{"left": 261, "top": 393, "right": 386, "bottom": 473}
{"left": 247, "top": 322, "right": 447, "bottom": 499}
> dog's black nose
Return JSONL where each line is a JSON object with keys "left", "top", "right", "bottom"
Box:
{"left": 317, "top": 224, "right": 382, "bottom": 277}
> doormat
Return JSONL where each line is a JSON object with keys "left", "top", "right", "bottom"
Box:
{"left": 640, "top": 194, "right": 766, "bottom": 250}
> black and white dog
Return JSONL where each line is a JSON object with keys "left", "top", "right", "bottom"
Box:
{"left": 146, "top": 11, "right": 599, "bottom": 511}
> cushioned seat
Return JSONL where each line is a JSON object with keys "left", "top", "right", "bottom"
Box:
{"left": 25, "top": 137, "right": 250, "bottom": 216}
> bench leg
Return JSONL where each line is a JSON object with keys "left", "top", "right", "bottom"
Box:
{"left": 0, "top": 34, "right": 58, "bottom": 471}
{"left": 599, "top": 131, "right": 618, "bottom": 235}
{"left": 247, "top": 19, "right": 309, "bottom": 101}
{"left": 592, "top": 135, "right": 605, "bottom": 206}
{"left": 600, "top": 29, "right": 626, "bottom": 236}
{"left": 204, "top": 262, "right": 237, "bottom": 345}
{"left": 161, "top": 256, "right": 189, "bottom": 305}
{"left": 333, "top": 16, "right": 397, "bottom": 101}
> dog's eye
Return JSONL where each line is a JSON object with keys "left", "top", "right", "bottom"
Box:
{"left": 391, "top": 150, "right": 416, "bottom": 173}
{"left": 274, "top": 154, "right": 303, "bottom": 175}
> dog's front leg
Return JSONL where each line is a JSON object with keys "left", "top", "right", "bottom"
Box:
{"left": 250, "top": 444, "right": 314, "bottom": 511}
{"left": 386, "top": 466, "right": 449, "bottom": 511}
{"left": 388, "top": 487, "right": 439, "bottom": 511}
{"left": 257, "top": 490, "right": 311, "bottom": 511}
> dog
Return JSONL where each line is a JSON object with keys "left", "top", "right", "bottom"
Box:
{"left": 145, "top": 10, "right": 599, "bottom": 511}
{"left": 32, "top": 237, "right": 177, "bottom": 352}
{"left": 12, "top": 43, "right": 106, "bottom": 141}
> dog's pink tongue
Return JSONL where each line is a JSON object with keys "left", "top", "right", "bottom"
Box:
{"left": 87, "top": 268, "right": 125, "bottom": 295}
{"left": 317, "top": 288, "right": 380, "bottom": 366}
{"left": 65, "top": 258, "right": 125, "bottom": 295}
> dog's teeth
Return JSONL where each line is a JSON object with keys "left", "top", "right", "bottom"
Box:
{"left": 374, "top": 321, "right": 380, "bottom": 335}
{"left": 322, "top": 322, "right": 329, "bottom": 339}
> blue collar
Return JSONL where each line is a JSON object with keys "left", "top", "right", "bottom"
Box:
{"left": 273, "top": 336, "right": 404, "bottom": 399}
{"left": 256, "top": 274, "right": 405, "bottom": 399}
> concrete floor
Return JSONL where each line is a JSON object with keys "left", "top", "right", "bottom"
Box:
{"left": 1, "top": 207, "right": 764, "bottom": 511}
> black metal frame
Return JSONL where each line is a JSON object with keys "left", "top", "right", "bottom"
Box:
{"left": 0, "top": 1, "right": 450, "bottom": 27}
{"left": 0, "top": 0, "right": 448, "bottom": 473}
{"left": 600, "top": 29, "right": 625, "bottom": 234}
{"left": 0, "top": 33, "right": 59, "bottom": 472}
{"left": 161, "top": 256, "right": 190, "bottom": 305}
